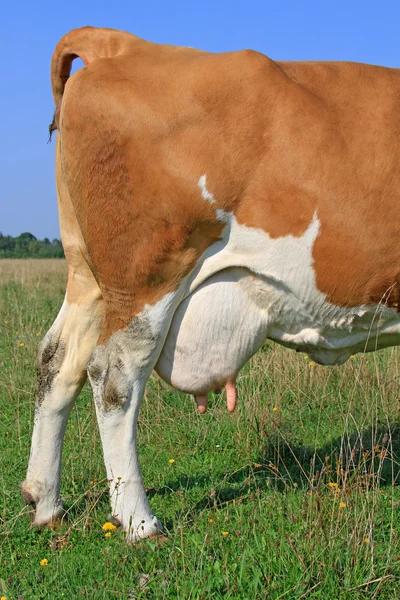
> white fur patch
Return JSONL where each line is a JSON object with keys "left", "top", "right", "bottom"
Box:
{"left": 198, "top": 174, "right": 216, "bottom": 204}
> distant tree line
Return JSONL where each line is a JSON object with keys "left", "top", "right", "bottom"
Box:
{"left": 0, "top": 232, "right": 64, "bottom": 258}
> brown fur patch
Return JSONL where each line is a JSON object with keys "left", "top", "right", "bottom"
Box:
{"left": 365, "top": 273, "right": 400, "bottom": 310}
{"left": 60, "top": 107, "right": 224, "bottom": 341}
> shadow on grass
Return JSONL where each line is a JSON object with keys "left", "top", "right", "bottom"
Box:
{"left": 156, "top": 420, "right": 400, "bottom": 524}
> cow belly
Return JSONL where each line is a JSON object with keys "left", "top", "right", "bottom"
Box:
{"left": 155, "top": 268, "right": 268, "bottom": 394}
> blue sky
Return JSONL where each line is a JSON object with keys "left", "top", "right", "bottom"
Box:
{"left": 2, "top": 0, "right": 400, "bottom": 239}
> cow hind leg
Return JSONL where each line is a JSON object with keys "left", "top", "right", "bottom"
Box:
{"left": 22, "top": 273, "right": 103, "bottom": 525}
{"left": 87, "top": 292, "right": 182, "bottom": 541}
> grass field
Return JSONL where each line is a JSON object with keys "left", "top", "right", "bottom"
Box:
{"left": 0, "top": 259, "right": 399, "bottom": 599}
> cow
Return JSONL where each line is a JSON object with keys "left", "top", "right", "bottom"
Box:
{"left": 22, "top": 26, "right": 400, "bottom": 541}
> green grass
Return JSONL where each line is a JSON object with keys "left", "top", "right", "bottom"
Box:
{"left": 0, "top": 259, "right": 399, "bottom": 599}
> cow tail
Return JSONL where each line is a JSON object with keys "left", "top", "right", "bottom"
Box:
{"left": 49, "top": 26, "right": 124, "bottom": 139}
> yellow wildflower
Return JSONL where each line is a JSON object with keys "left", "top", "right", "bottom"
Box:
{"left": 105, "top": 532, "right": 111, "bottom": 538}
{"left": 208, "top": 519, "right": 213, "bottom": 524}
{"left": 328, "top": 482, "right": 338, "bottom": 488}
{"left": 1, "top": 596, "right": 7, "bottom": 600}
{"left": 40, "top": 558, "right": 49, "bottom": 566}
{"left": 169, "top": 459, "right": 175, "bottom": 464}
{"left": 102, "top": 522, "right": 117, "bottom": 532}
{"left": 339, "top": 502, "right": 346, "bottom": 509}
{"left": 364, "top": 537, "right": 370, "bottom": 544}
{"left": 350, "top": 355, "right": 356, "bottom": 360}
{"left": 309, "top": 361, "right": 316, "bottom": 367}
{"left": 221, "top": 531, "right": 229, "bottom": 536}
{"left": 36, "top": 332, "right": 42, "bottom": 336}
{"left": 303, "top": 355, "right": 309, "bottom": 360}
{"left": 18, "top": 343, "right": 24, "bottom": 347}
{"left": 272, "top": 407, "right": 278, "bottom": 412}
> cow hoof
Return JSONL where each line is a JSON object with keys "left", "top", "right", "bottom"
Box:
{"left": 32, "top": 507, "right": 65, "bottom": 529}
{"left": 125, "top": 516, "right": 164, "bottom": 543}
{"left": 21, "top": 481, "right": 64, "bottom": 527}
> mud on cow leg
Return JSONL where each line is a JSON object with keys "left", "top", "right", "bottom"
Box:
{"left": 22, "top": 278, "right": 103, "bottom": 526}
